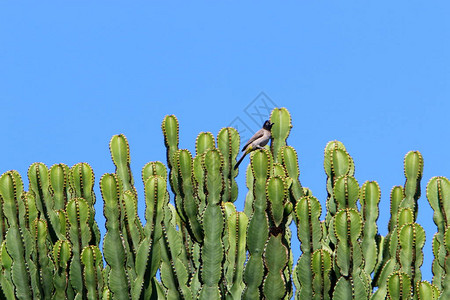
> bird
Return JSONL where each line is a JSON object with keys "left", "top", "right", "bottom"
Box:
{"left": 234, "top": 120, "right": 274, "bottom": 170}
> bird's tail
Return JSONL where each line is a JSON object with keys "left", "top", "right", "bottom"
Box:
{"left": 234, "top": 154, "right": 246, "bottom": 170}
{"left": 234, "top": 146, "right": 252, "bottom": 170}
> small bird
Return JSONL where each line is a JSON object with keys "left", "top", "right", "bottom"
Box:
{"left": 234, "top": 120, "right": 274, "bottom": 170}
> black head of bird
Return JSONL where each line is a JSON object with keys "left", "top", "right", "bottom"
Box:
{"left": 263, "top": 120, "right": 274, "bottom": 130}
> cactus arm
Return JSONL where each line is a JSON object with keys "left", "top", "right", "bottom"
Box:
{"left": 387, "top": 271, "right": 412, "bottom": 300}
{"left": 372, "top": 186, "right": 404, "bottom": 291}
{"left": 101, "top": 173, "right": 132, "bottom": 299}
{"left": 28, "top": 162, "right": 64, "bottom": 243}
{"left": 198, "top": 204, "right": 224, "bottom": 299}
{"left": 110, "top": 134, "right": 137, "bottom": 197}
{"left": 294, "top": 195, "right": 322, "bottom": 299}
{"left": 389, "top": 186, "right": 405, "bottom": 233}
{"left": 333, "top": 208, "right": 369, "bottom": 299}
{"left": 360, "top": 181, "right": 381, "bottom": 275}
{"left": 311, "top": 249, "right": 332, "bottom": 300}
{"left": 175, "top": 149, "right": 203, "bottom": 243}
{"left": 427, "top": 177, "right": 450, "bottom": 234}
{"left": 416, "top": 281, "right": 440, "bottom": 300}
{"left": 278, "top": 146, "right": 303, "bottom": 205}
{"left": 217, "top": 127, "right": 239, "bottom": 203}
{"left": 142, "top": 161, "right": 167, "bottom": 183}
{"left": 401, "top": 151, "right": 423, "bottom": 220}
{"left": 196, "top": 132, "right": 215, "bottom": 155}
{"left": 160, "top": 203, "right": 192, "bottom": 300}
{"left": 262, "top": 176, "right": 289, "bottom": 300}
{"left": 31, "top": 219, "right": 54, "bottom": 299}
{"left": 81, "top": 245, "right": 103, "bottom": 300}
{"left": 269, "top": 108, "right": 292, "bottom": 162}
{"left": 162, "top": 115, "right": 180, "bottom": 169}
{"left": 198, "top": 149, "right": 225, "bottom": 300}
{"left": 263, "top": 235, "right": 288, "bottom": 300}
{"left": 333, "top": 175, "right": 359, "bottom": 211}
{"left": 398, "top": 222, "right": 426, "bottom": 292}
{"left": 323, "top": 141, "right": 353, "bottom": 227}
{"left": 0, "top": 171, "right": 38, "bottom": 300}
{"left": 0, "top": 240, "right": 15, "bottom": 299}
{"left": 69, "top": 163, "right": 100, "bottom": 246}
{"left": 66, "top": 198, "right": 92, "bottom": 299}
{"left": 439, "top": 227, "right": 450, "bottom": 299}
{"left": 53, "top": 240, "right": 72, "bottom": 300}
{"left": 49, "top": 163, "right": 70, "bottom": 211}
{"left": 122, "top": 191, "right": 143, "bottom": 262}
{"left": 132, "top": 175, "right": 165, "bottom": 299}
{"left": 21, "top": 191, "right": 38, "bottom": 232}
{"left": 426, "top": 176, "right": 450, "bottom": 289}
{"left": 223, "top": 205, "right": 248, "bottom": 299}
{"left": 243, "top": 149, "right": 271, "bottom": 300}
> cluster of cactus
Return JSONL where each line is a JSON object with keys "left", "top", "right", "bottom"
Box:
{"left": 0, "top": 107, "right": 449, "bottom": 299}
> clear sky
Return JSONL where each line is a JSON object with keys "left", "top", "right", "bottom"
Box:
{"left": 1, "top": 2, "right": 449, "bottom": 283}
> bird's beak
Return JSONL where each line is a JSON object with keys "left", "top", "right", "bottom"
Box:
{"left": 271, "top": 123, "right": 274, "bottom": 126}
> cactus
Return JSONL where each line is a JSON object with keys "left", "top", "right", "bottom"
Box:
{"left": 53, "top": 240, "right": 73, "bottom": 299}
{"left": 270, "top": 107, "right": 292, "bottom": 162}
{"left": 1, "top": 171, "right": 39, "bottom": 299}
{"left": 242, "top": 150, "right": 272, "bottom": 299}
{"left": 263, "top": 176, "right": 290, "bottom": 300}
{"left": 81, "top": 245, "right": 103, "bottom": 300}
{"left": 223, "top": 203, "right": 248, "bottom": 299}
{"left": 198, "top": 148, "right": 225, "bottom": 299}
{"left": 2, "top": 108, "right": 450, "bottom": 300}
{"left": 101, "top": 173, "right": 132, "bottom": 299}
{"left": 217, "top": 127, "right": 239, "bottom": 203}
{"left": 360, "top": 181, "right": 380, "bottom": 275}
{"left": 294, "top": 195, "right": 323, "bottom": 299}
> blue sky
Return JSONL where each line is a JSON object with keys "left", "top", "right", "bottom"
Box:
{"left": 1, "top": 2, "right": 449, "bottom": 283}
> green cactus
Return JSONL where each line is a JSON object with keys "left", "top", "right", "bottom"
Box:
{"left": 69, "top": 162, "right": 101, "bottom": 247}
{"left": 270, "top": 107, "right": 292, "bottom": 162}
{"left": 2, "top": 108, "right": 450, "bottom": 300}
{"left": 198, "top": 148, "right": 225, "bottom": 299}
{"left": 53, "top": 240, "right": 73, "bottom": 299}
{"left": 294, "top": 195, "right": 323, "bottom": 299}
{"left": 31, "top": 218, "right": 54, "bottom": 299}
{"left": 323, "top": 141, "right": 354, "bottom": 229}
{"left": 81, "top": 245, "right": 103, "bottom": 300}
{"left": 173, "top": 149, "right": 203, "bottom": 243}
{"left": 243, "top": 149, "right": 271, "bottom": 300}
{"left": 160, "top": 202, "right": 192, "bottom": 300}
{"left": 110, "top": 134, "right": 137, "bottom": 197}
{"left": 427, "top": 176, "right": 450, "bottom": 290}
{"left": 217, "top": 127, "right": 239, "bottom": 203}
{"left": 278, "top": 145, "right": 303, "bottom": 204}
{"left": 387, "top": 271, "right": 412, "bottom": 300}
{"left": 311, "top": 249, "right": 332, "bottom": 300}
{"left": 440, "top": 226, "right": 450, "bottom": 299}
{"left": 101, "top": 173, "right": 132, "bottom": 299}
{"left": 333, "top": 208, "right": 369, "bottom": 299}
{"left": 0, "top": 240, "right": 14, "bottom": 299}
{"left": 0, "top": 171, "right": 39, "bottom": 299}
{"left": 401, "top": 151, "right": 423, "bottom": 220}
{"left": 416, "top": 280, "right": 440, "bottom": 300}
{"left": 263, "top": 176, "right": 289, "bottom": 300}
{"left": 66, "top": 197, "right": 92, "bottom": 299}
{"left": 132, "top": 174, "right": 165, "bottom": 299}
{"left": 360, "top": 181, "right": 380, "bottom": 275}
{"left": 223, "top": 203, "right": 248, "bottom": 299}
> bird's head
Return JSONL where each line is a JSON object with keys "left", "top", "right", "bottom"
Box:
{"left": 263, "top": 120, "right": 274, "bottom": 130}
